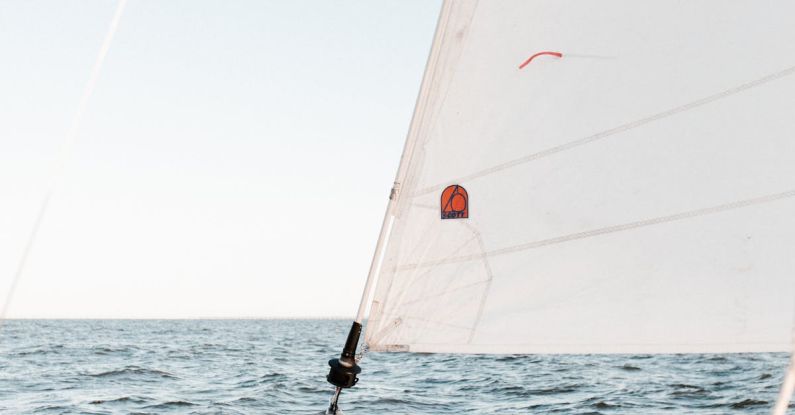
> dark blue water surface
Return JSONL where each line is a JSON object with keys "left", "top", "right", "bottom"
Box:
{"left": 0, "top": 320, "right": 790, "bottom": 414}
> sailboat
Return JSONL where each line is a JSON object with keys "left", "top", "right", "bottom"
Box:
{"left": 324, "top": 0, "right": 795, "bottom": 413}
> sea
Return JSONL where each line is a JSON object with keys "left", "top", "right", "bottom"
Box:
{"left": 0, "top": 319, "right": 790, "bottom": 414}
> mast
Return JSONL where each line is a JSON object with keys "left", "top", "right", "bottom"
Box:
{"left": 324, "top": 206, "right": 392, "bottom": 413}
{"left": 323, "top": 2, "right": 453, "bottom": 413}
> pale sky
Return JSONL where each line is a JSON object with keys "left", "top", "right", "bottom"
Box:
{"left": 0, "top": 0, "right": 441, "bottom": 318}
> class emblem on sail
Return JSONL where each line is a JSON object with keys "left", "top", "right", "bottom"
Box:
{"left": 440, "top": 185, "right": 468, "bottom": 219}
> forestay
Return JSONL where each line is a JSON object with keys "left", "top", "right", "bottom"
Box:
{"left": 364, "top": 0, "right": 795, "bottom": 354}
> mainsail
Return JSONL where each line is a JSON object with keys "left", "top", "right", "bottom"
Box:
{"left": 362, "top": 0, "right": 795, "bottom": 355}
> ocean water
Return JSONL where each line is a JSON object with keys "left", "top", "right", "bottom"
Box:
{"left": 0, "top": 319, "right": 790, "bottom": 414}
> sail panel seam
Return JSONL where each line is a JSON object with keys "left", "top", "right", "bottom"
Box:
{"left": 394, "top": 188, "right": 795, "bottom": 272}
{"left": 410, "top": 63, "right": 795, "bottom": 197}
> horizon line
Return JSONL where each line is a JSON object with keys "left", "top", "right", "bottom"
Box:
{"left": 0, "top": 316, "right": 355, "bottom": 320}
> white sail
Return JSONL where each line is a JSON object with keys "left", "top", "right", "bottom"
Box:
{"left": 364, "top": 0, "right": 795, "bottom": 354}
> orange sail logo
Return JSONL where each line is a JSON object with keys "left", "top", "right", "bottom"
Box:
{"left": 441, "top": 185, "right": 468, "bottom": 219}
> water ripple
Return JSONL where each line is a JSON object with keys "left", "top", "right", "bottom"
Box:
{"left": 0, "top": 320, "right": 791, "bottom": 414}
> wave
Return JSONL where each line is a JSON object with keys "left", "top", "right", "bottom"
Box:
{"left": 86, "top": 366, "right": 177, "bottom": 379}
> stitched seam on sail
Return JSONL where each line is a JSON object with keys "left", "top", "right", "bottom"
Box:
{"left": 394, "top": 188, "right": 795, "bottom": 271}
{"left": 409, "top": 64, "right": 795, "bottom": 197}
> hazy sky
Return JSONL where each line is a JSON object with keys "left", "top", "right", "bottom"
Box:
{"left": 0, "top": 0, "right": 441, "bottom": 318}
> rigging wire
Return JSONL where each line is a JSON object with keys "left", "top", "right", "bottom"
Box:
{"left": 0, "top": 0, "right": 128, "bottom": 323}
